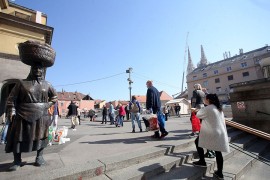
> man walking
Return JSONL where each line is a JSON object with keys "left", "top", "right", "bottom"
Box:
{"left": 125, "top": 105, "right": 130, "bottom": 120}
{"left": 146, "top": 80, "right": 168, "bottom": 139}
{"left": 101, "top": 105, "right": 108, "bottom": 124}
{"left": 67, "top": 101, "right": 78, "bottom": 130}
{"left": 108, "top": 102, "right": 115, "bottom": 125}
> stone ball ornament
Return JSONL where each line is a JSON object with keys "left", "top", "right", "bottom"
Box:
{"left": 18, "top": 41, "right": 56, "bottom": 67}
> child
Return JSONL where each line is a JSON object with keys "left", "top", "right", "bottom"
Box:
{"left": 189, "top": 111, "right": 200, "bottom": 137}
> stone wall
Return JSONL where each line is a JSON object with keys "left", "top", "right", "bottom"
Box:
{"left": 229, "top": 78, "right": 270, "bottom": 133}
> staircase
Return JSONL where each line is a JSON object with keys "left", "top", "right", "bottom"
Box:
{"left": 90, "top": 127, "right": 270, "bottom": 180}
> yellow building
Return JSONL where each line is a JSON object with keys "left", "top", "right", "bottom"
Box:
{"left": 0, "top": 0, "right": 54, "bottom": 121}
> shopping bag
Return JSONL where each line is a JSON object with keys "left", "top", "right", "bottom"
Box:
{"left": 148, "top": 116, "right": 159, "bottom": 131}
{"left": 191, "top": 112, "right": 201, "bottom": 132}
{"left": 48, "top": 126, "right": 54, "bottom": 143}
{"left": 75, "top": 117, "right": 79, "bottom": 125}
{"left": 53, "top": 129, "right": 64, "bottom": 144}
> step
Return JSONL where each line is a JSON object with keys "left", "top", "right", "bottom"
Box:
{"left": 32, "top": 160, "right": 105, "bottom": 180}
{"left": 227, "top": 126, "right": 238, "bottom": 133}
{"left": 98, "top": 146, "right": 168, "bottom": 172}
{"left": 239, "top": 152, "right": 270, "bottom": 180}
{"left": 98, "top": 140, "right": 194, "bottom": 172}
{"left": 226, "top": 134, "right": 258, "bottom": 159}
{"left": 228, "top": 130, "right": 247, "bottom": 142}
{"left": 88, "top": 174, "right": 111, "bottom": 180}
{"left": 218, "top": 139, "right": 270, "bottom": 180}
{"left": 151, "top": 133, "right": 259, "bottom": 180}
{"left": 106, "top": 155, "right": 183, "bottom": 180}
{"left": 149, "top": 161, "right": 212, "bottom": 180}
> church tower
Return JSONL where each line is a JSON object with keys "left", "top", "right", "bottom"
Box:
{"left": 186, "top": 47, "right": 195, "bottom": 74}
{"left": 197, "top": 45, "right": 208, "bottom": 68}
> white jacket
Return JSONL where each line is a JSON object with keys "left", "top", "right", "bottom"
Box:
{"left": 196, "top": 105, "right": 230, "bottom": 152}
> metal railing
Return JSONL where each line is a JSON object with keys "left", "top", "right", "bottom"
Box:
{"left": 225, "top": 119, "right": 270, "bottom": 141}
{"left": 226, "top": 119, "right": 270, "bottom": 166}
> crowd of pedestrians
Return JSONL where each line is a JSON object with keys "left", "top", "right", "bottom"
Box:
{"left": 0, "top": 80, "right": 229, "bottom": 178}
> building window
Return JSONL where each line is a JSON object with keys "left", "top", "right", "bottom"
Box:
{"left": 227, "top": 67, "right": 232, "bottom": 71}
{"left": 216, "top": 87, "right": 221, "bottom": 92}
{"left": 203, "top": 80, "right": 208, "bottom": 87}
{"left": 228, "top": 75, "right": 233, "bottom": 81}
{"left": 215, "top": 78, "right": 220, "bottom": 83}
{"left": 241, "top": 62, "right": 247, "bottom": 68}
{"left": 61, "top": 103, "right": 64, "bottom": 106}
{"left": 214, "top": 70, "right": 218, "bottom": 75}
{"left": 193, "top": 76, "right": 197, "bottom": 80}
{"left": 243, "top": 71, "right": 249, "bottom": 77}
{"left": 203, "top": 73, "right": 207, "bottom": 78}
{"left": 14, "top": 11, "right": 31, "bottom": 21}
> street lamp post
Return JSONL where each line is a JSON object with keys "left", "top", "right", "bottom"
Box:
{"left": 126, "top": 67, "right": 133, "bottom": 101}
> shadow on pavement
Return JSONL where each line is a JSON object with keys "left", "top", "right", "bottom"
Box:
{"left": 138, "top": 163, "right": 166, "bottom": 179}
{"left": 80, "top": 133, "right": 191, "bottom": 145}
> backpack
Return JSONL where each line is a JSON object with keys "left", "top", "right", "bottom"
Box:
{"left": 130, "top": 102, "right": 139, "bottom": 113}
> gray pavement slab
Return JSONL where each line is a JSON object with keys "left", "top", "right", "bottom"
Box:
{"left": 0, "top": 115, "right": 193, "bottom": 179}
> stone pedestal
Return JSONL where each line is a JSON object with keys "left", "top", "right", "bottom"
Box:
{"left": 229, "top": 78, "right": 270, "bottom": 133}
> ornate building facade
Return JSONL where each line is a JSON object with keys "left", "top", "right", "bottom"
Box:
{"left": 0, "top": 0, "right": 53, "bottom": 121}
{"left": 186, "top": 45, "right": 270, "bottom": 103}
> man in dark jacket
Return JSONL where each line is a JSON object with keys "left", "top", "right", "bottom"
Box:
{"left": 146, "top": 80, "right": 168, "bottom": 138}
{"left": 101, "top": 105, "right": 107, "bottom": 124}
{"left": 67, "top": 101, "right": 78, "bottom": 129}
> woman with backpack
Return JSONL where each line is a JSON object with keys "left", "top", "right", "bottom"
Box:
{"left": 129, "top": 96, "right": 142, "bottom": 133}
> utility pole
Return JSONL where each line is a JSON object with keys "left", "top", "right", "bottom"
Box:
{"left": 126, "top": 67, "right": 133, "bottom": 101}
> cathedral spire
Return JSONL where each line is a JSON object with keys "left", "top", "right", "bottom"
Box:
{"left": 187, "top": 47, "right": 195, "bottom": 74}
{"left": 198, "top": 45, "right": 208, "bottom": 68}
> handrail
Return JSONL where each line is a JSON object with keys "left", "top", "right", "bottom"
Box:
{"left": 226, "top": 119, "right": 270, "bottom": 166}
{"left": 225, "top": 119, "right": 270, "bottom": 141}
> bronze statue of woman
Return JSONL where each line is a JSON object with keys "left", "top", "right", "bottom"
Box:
{"left": 5, "top": 41, "right": 57, "bottom": 171}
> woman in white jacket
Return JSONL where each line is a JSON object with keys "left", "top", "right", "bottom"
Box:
{"left": 193, "top": 94, "right": 229, "bottom": 179}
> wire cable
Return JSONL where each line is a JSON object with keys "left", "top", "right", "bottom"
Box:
{"left": 133, "top": 72, "right": 180, "bottom": 90}
{"left": 54, "top": 72, "right": 126, "bottom": 87}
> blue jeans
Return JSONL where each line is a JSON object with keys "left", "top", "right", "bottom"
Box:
{"left": 131, "top": 112, "right": 142, "bottom": 130}
{"left": 154, "top": 111, "right": 167, "bottom": 137}
{"left": 1, "top": 118, "right": 10, "bottom": 143}
{"left": 109, "top": 113, "right": 115, "bottom": 124}
{"left": 118, "top": 115, "right": 124, "bottom": 127}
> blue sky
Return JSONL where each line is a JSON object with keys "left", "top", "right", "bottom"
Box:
{"left": 14, "top": 0, "right": 270, "bottom": 101}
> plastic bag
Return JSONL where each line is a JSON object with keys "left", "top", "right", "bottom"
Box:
{"left": 53, "top": 129, "right": 64, "bottom": 143}
{"left": 191, "top": 112, "right": 201, "bottom": 132}
{"left": 48, "top": 126, "right": 53, "bottom": 142}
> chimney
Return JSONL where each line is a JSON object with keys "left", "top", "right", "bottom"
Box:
{"left": 239, "top": 48, "right": 243, "bottom": 55}
{"left": 36, "top": 11, "right": 42, "bottom": 24}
